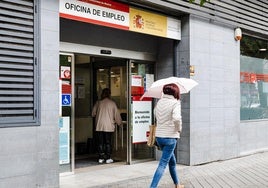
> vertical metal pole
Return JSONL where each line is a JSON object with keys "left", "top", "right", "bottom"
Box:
{"left": 127, "top": 60, "right": 132, "bottom": 164}
{"left": 71, "top": 53, "right": 75, "bottom": 172}
{"left": 115, "top": 124, "right": 118, "bottom": 151}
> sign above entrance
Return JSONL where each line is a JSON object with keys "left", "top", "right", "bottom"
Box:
{"left": 59, "top": 0, "right": 181, "bottom": 40}
{"left": 60, "top": 0, "right": 129, "bottom": 30}
{"left": 129, "top": 7, "right": 181, "bottom": 40}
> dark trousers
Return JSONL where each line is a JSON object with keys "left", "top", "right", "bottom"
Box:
{"left": 97, "top": 131, "right": 113, "bottom": 159}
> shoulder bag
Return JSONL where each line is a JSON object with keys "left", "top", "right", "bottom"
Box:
{"left": 147, "top": 124, "right": 156, "bottom": 147}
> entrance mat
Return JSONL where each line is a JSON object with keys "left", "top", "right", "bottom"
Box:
{"left": 75, "top": 156, "right": 121, "bottom": 169}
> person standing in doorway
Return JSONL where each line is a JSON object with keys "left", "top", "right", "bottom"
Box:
{"left": 150, "top": 83, "right": 184, "bottom": 188}
{"left": 92, "top": 88, "right": 122, "bottom": 164}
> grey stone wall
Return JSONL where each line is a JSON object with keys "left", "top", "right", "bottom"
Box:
{"left": 177, "top": 16, "right": 191, "bottom": 165}
{"left": 38, "top": 0, "right": 60, "bottom": 187}
{"left": 0, "top": 1, "right": 60, "bottom": 187}
{"left": 155, "top": 39, "right": 174, "bottom": 79}
{"left": 152, "top": 14, "right": 268, "bottom": 166}
{"left": 153, "top": 16, "right": 192, "bottom": 165}
{"left": 153, "top": 37, "right": 174, "bottom": 161}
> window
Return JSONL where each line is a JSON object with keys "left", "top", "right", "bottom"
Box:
{"left": 0, "top": 0, "right": 39, "bottom": 127}
{"left": 240, "top": 35, "right": 268, "bottom": 120}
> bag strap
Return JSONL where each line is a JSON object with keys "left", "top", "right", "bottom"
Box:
{"left": 153, "top": 115, "right": 157, "bottom": 126}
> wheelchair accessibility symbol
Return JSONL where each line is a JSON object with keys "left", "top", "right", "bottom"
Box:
{"left": 62, "top": 94, "right": 71, "bottom": 106}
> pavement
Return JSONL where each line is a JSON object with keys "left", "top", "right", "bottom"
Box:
{"left": 60, "top": 151, "right": 268, "bottom": 188}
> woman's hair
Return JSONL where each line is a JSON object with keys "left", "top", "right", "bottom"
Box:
{"left": 101, "top": 88, "right": 111, "bottom": 99}
{"left": 163, "top": 83, "right": 180, "bottom": 100}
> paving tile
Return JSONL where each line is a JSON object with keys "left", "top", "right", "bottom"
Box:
{"left": 60, "top": 152, "right": 268, "bottom": 188}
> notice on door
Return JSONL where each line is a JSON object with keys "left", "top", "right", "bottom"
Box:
{"left": 59, "top": 117, "right": 70, "bottom": 165}
{"left": 132, "top": 100, "right": 152, "bottom": 143}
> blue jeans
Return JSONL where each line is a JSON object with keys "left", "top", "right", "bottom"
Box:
{"left": 150, "top": 137, "right": 179, "bottom": 188}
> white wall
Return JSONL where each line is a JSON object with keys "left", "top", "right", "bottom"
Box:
{"left": 189, "top": 16, "right": 240, "bottom": 165}
{"left": 240, "top": 121, "right": 268, "bottom": 156}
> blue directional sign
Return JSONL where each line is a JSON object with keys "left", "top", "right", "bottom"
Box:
{"left": 62, "top": 94, "right": 71, "bottom": 106}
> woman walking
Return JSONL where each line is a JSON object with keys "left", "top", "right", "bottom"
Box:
{"left": 150, "top": 83, "right": 184, "bottom": 188}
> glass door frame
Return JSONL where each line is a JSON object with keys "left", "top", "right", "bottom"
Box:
{"left": 59, "top": 52, "right": 75, "bottom": 175}
{"left": 127, "top": 60, "right": 131, "bottom": 164}
{"left": 127, "top": 59, "right": 155, "bottom": 165}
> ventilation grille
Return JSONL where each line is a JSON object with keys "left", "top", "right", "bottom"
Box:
{"left": 144, "top": 0, "right": 268, "bottom": 36}
{"left": 0, "top": 0, "right": 36, "bottom": 126}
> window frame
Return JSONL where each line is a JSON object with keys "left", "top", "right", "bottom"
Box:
{"left": 240, "top": 34, "right": 268, "bottom": 121}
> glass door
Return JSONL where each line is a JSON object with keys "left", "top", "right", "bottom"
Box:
{"left": 92, "top": 58, "right": 155, "bottom": 164}
{"left": 92, "top": 57, "right": 128, "bottom": 163}
{"left": 59, "top": 53, "right": 75, "bottom": 174}
{"left": 128, "top": 60, "right": 155, "bottom": 164}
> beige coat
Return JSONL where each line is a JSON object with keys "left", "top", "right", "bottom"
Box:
{"left": 155, "top": 94, "right": 182, "bottom": 138}
{"left": 92, "top": 98, "right": 122, "bottom": 132}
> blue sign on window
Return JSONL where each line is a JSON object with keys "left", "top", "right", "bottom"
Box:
{"left": 62, "top": 94, "right": 71, "bottom": 106}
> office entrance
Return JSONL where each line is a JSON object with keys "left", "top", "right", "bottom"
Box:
{"left": 59, "top": 52, "right": 156, "bottom": 173}
{"left": 74, "top": 55, "right": 128, "bottom": 168}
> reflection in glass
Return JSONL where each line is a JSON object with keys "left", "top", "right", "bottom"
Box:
{"left": 240, "top": 35, "right": 268, "bottom": 120}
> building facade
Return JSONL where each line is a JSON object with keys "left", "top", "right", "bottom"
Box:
{"left": 0, "top": 0, "right": 59, "bottom": 187}
{"left": 0, "top": 0, "right": 267, "bottom": 187}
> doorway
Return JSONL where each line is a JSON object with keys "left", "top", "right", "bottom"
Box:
{"left": 74, "top": 55, "right": 128, "bottom": 168}
{"left": 59, "top": 52, "right": 156, "bottom": 173}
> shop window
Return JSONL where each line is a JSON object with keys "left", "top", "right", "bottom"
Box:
{"left": 240, "top": 35, "right": 268, "bottom": 120}
{"left": 0, "top": 1, "right": 40, "bottom": 127}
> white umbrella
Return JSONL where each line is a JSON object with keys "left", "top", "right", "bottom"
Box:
{"left": 141, "top": 77, "right": 198, "bottom": 99}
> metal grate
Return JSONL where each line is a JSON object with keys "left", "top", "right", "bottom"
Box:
{"left": 133, "top": 0, "right": 268, "bottom": 37}
{"left": 0, "top": 0, "right": 38, "bottom": 127}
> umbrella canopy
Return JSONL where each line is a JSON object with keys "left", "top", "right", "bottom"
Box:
{"left": 141, "top": 77, "right": 198, "bottom": 99}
